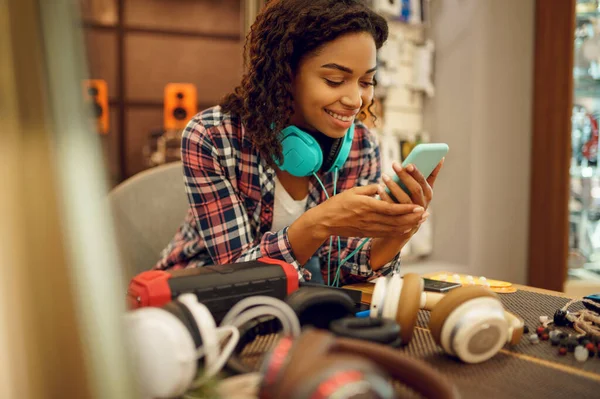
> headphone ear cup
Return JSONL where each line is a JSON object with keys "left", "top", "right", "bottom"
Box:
{"left": 163, "top": 301, "right": 203, "bottom": 349}
{"left": 370, "top": 277, "right": 388, "bottom": 318}
{"left": 329, "top": 317, "right": 402, "bottom": 347}
{"left": 285, "top": 287, "right": 355, "bottom": 329}
{"left": 279, "top": 126, "right": 323, "bottom": 176}
{"left": 382, "top": 274, "right": 402, "bottom": 319}
{"left": 322, "top": 123, "right": 355, "bottom": 172}
{"left": 428, "top": 286, "right": 499, "bottom": 347}
{"left": 395, "top": 273, "right": 423, "bottom": 344}
{"left": 322, "top": 137, "right": 343, "bottom": 172}
{"left": 124, "top": 307, "right": 198, "bottom": 398}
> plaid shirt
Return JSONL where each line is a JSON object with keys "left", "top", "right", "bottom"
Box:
{"left": 155, "top": 106, "right": 400, "bottom": 285}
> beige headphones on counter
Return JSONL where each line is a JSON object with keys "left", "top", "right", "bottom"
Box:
{"left": 370, "top": 273, "right": 525, "bottom": 364}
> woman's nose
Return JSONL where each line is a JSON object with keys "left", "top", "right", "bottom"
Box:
{"left": 340, "top": 86, "right": 362, "bottom": 109}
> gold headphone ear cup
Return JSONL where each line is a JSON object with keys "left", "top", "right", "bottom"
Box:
{"left": 271, "top": 329, "right": 336, "bottom": 397}
{"left": 428, "top": 286, "right": 498, "bottom": 346}
{"left": 396, "top": 273, "right": 423, "bottom": 344}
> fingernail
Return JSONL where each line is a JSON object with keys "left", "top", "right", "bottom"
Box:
{"left": 392, "top": 162, "right": 402, "bottom": 171}
{"left": 378, "top": 184, "right": 386, "bottom": 193}
{"left": 382, "top": 173, "right": 391, "bottom": 182}
{"left": 413, "top": 207, "right": 424, "bottom": 213}
{"left": 403, "top": 228, "right": 412, "bottom": 234}
{"left": 407, "top": 164, "right": 414, "bottom": 172}
{"left": 422, "top": 211, "right": 430, "bottom": 218}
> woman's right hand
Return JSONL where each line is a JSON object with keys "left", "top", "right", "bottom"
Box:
{"left": 307, "top": 184, "right": 426, "bottom": 239}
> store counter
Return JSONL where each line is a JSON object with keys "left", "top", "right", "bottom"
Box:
{"left": 236, "top": 272, "right": 600, "bottom": 398}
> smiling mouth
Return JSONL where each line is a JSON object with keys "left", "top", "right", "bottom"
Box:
{"left": 325, "top": 109, "right": 355, "bottom": 122}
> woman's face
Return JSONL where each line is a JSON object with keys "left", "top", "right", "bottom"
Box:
{"left": 290, "top": 32, "right": 377, "bottom": 139}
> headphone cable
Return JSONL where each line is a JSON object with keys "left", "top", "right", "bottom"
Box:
{"left": 313, "top": 169, "right": 372, "bottom": 287}
{"left": 186, "top": 296, "right": 300, "bottom": 394}
{"left": 313, "top": 172, "right": 338, "bottom": 287}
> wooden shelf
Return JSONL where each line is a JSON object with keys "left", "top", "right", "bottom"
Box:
{"left": 82, "top": 21, "right": 241, "bottom": 42}
{"left": 108, "top": 100, "right": 214, "bottom": 110}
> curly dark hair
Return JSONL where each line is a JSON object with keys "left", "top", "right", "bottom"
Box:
{"left": 220, "top": 0, "right": 388, "bottom": 167}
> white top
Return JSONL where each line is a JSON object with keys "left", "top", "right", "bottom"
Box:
{"left": 271, "top": 175, "right": 308, "bottom": 232}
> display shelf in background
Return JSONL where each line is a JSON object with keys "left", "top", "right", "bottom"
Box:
{"left": 566, "top": 265, "right": 600, "bottom": 297}
{"left": 575, "top": 81, "right": 600, "bottom": 98}
{"left": 577, "top": 11, "right": 600, "bottom": 20}
{"left": 570, "top": 2, "right": 600, "bottom": 271}
{"left": 571, "top": 165, "right": 600, "bottom": 178}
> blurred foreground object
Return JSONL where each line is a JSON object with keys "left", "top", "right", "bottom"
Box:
{"left": 1, "top": 0, "right": 137, "bottom": 397}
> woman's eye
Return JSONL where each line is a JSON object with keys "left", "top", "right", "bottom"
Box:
{"left": 324, "top": 79, "right": 343, "bottom": 87}
{"left": 361, "top": 81, "right": 375, "bottom": 87}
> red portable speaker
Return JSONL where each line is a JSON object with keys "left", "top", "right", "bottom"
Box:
{"left": 127, "top": 257, "right": 299, "bottom": 323}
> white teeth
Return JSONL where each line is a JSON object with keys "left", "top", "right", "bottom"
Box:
{"left": 326, "top": 110, "right": 353, "bottom": 122}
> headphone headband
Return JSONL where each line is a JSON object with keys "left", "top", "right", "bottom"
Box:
{"left": 332, "top": 333, "right": 458, "bottom": 399}
{"left": 261, "top": 329, "right": 458, "bottom": 399}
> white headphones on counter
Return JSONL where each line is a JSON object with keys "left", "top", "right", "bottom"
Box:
{"left": 371, "top": 273, "right": 525, "bottom": 364}
{"left": 124, "top": 293, "right": 301, "bottom": 399}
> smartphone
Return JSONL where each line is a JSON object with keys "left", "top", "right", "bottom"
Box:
{"left": 423, "top": 278, "right": 462, "bottom": 293}
{"left": 385, "top": 143, "right": 449, "bottom": 200}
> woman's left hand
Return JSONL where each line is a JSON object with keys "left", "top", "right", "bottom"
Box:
{"left": 378, "top": 158, "right": 445, "bottom": 233}
{"left": 380, "top": 158, "right": 444, "bottom": 210}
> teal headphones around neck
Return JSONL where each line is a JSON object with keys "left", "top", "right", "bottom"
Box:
{"left": 276, "top": 124, "right": 355, "bottom": 177}
{"left": 274, "top": 122, "right": 358, "bottom": 287}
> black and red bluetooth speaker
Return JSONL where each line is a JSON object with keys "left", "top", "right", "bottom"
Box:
{"left": 127, "top": 257, "right": 299, "bottom": 323}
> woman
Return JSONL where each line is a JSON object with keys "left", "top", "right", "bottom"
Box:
{"left": 155, "top": 0, "right": 443, "bottom": 286}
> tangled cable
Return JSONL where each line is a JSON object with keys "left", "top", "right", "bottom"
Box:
{"left": 560, "top": 298, "right": 600, "bottom": 338}
{"left": 183, "top": 295, "right": 301, "bottom": 398}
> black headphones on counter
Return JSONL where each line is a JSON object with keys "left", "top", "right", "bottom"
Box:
{"left": 126, "top": 286, "right": 406, "bottom": 397}
{"left": 226, "top": 286, "right": 403, "bottom": 375}
{"left": 285, "top": 285, "right": 402, "bottom": 345}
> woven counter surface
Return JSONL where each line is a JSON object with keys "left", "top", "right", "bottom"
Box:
{"left": 239, "top": 289, "right": 600, "bottom": 398}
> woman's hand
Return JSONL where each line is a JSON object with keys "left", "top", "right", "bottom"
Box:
{"left": 378, "top": 158, "right": 445, "bottom": 237}
{"left": 306, "top": 184, "right": 426, "bottom": 240}
{"left": 379, "top": 158, "right": 445, "bottom": 210}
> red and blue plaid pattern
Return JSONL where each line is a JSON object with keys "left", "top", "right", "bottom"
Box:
{"left": 154, "top": 106, "right": 400, "bottom": 285}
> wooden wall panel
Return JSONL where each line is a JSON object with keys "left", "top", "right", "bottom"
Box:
{"left": 125, "top": 108, "right": 163, "bottom": 177}
{"left": 125, "top": 0, "right": 241, "bottom": 35}
{"left": 527, "top": 0, "right": 575, "bottom": 290}
{"left": 80, "top": 0, "right": 243, "bottom": 180}
{"left": 80, "top": 0, "right": 118, "bottom": 25}
{"left": 83, "top": 30, "right": 118, "bottom": 100}
{"left": 125, "top": 34, "right": 243, "bottom": 104}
